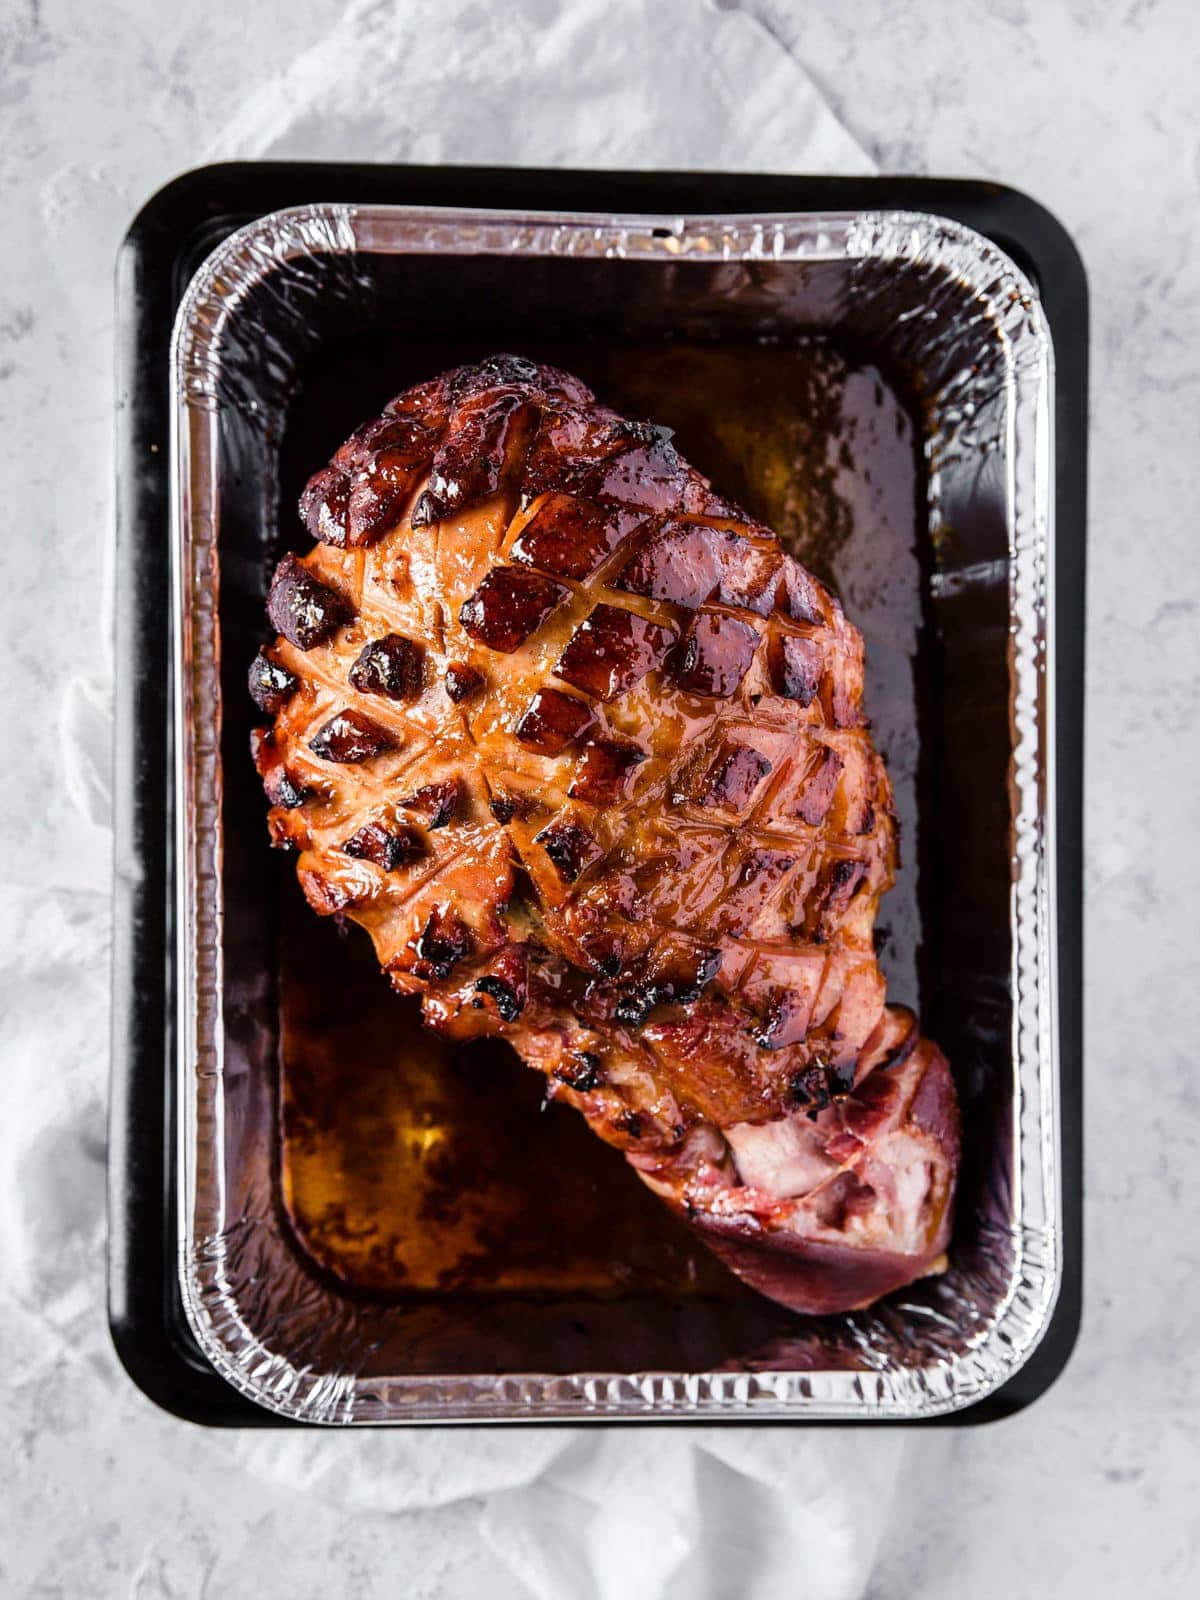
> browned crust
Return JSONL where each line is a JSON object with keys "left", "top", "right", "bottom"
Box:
{"left": 252, "top": 355, "right": 960, "bottom": 1315}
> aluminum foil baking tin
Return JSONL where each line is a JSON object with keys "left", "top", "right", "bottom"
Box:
{"left": 171, "top": 204, "right": 1058, "bottom": 1422}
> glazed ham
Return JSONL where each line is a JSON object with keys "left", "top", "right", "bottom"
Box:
{"left": 251, "top": 355, "right": 959, "bottom": 1314}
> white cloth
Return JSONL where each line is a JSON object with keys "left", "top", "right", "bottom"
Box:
{"left": 5, "top": 2, "right": 898, "bottom": 1596}
{"left": 215, "top": 0, "right": 875, "bottom": 175}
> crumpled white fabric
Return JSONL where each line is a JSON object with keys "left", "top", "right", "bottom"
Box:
{"left": 215, "top": 0, "right": 876, "bottom": 174}
{"left": 13, "top": 2, "right": 905, "bottom": 1597}
{"left": 478, "top": 1429, "right": 903, "bottom": 1600}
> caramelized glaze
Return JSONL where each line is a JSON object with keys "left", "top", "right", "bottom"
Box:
{"left": 261, "top": 353, "right": 959, "bottom": 1314}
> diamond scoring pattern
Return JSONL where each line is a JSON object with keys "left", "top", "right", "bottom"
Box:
{"left": 247, "top": 357, "right": 964, "bottom": 1320}
{"left": 254, "top": 357, "right": 900, "bottom": 1134}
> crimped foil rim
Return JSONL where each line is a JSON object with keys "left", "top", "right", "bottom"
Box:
{"left": 172, "top": 203, "right": 1058, "bottom": 1423}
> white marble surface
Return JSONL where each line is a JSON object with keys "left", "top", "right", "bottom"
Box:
{"left": 2, "top": 0, "right": 1199, "bottom": 1595}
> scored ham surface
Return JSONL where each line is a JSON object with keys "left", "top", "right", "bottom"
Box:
{"left": 251, "top": 354, "right": 959, "bottom": 1314}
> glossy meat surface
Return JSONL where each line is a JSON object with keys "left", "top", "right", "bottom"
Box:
{"left": 252, "top": 355, "right": 959, "bottom": 1313}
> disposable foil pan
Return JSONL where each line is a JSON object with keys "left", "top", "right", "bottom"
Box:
{"left": 171, "top": 204, "right": 1059, "bottom": 1422}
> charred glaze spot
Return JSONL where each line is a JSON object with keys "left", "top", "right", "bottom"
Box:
{"left": 553, "top": 1051, "right": 603, "bottom": 1092}
{"left": 298, "top": 467, "right": 351, "bottom": 547}
{"left": 772, "top": 633, "right": 824, "bottom": 706}
{"left": 787, "top": 1061, "right": 837, "bottom": 1116}
{"left": 413, "top": 909, "right": 473, "bottom": 981}
{"left": 429, "top": 352, "right": 591, "bottom": 415}
{"left": 794, "top": 747, "right": 844, "bottom": 826}
{"left": 349, "top": 633, "right": 425, "bottom": 700}
{"left": 267, "top": 555, "right": 350, "bottom": 650}
{"left": 652, "top": 943, "right": 721, "bottom": 1005}
{"left": 754, "top": 989, "right": 814, "bottom": 1052}
{"left": 396, "top": 779, "right": 461, "bottom": 829}
{"left": 515, "top": 687, "right": 596, "bottom": 755}
{"left": 264, "top": 769, "right": 308, "bottom": 810}
{"left": 553, "top": 603, "right": 675, "bottom": 700}
{"left": 473, "top": 975, "right": 524, "bottom": 1022}
{"left": 252, "top": 728, "right": 309, "bottom": 809}
{"left": 455, "top": 353, "right": 541, "bottom": 393}
{"left": 459, "top": 565, "right": 567, "bottom": 653}
{"left": 567, "top": 739, "right": 646, "bottom": 803}
{"left": 688, "top": 742, "right": 773, "bottom": 811}
{"left": 616, "top": 1108, "right": 644, "bottom": 1139}
{"left": 471, "top": 947, "right": 528, "bottom": 1019}
{"left": 577, "top": 930, "right": 625, "bottom": 979}
{"left": 735, "top": 845, "right": 796, "bottom": 890}
{"left": 610, "top": 990, "right": 652, "bottom": 1026}
{"left": 509, "top": 494, "right": 633, "bottom": 580}
{"left": 248, "top": 647, "right": 297, "bottom": 715}
{"left": 534, "top": 819, "right": 601, "bottom": 883}
{"left": 299, "top": 869, "right": 364, "bottom": 918}
{"left": 802, "top": 858, "right": 867, "bottom": 941}
{"left": 308, "top": 709, "right": 391, "bottom": 764}
{"left": 669, "top": 613, "right": 760, "bottom": 698}
{"left": 444, "top": 662, "right": 484, "bottom": 703}
{"left": 613, "top": 943, "right": 720, "bottom": 1027}
{"left": 341, "top": 820, "right": 423, "bottom": 870}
